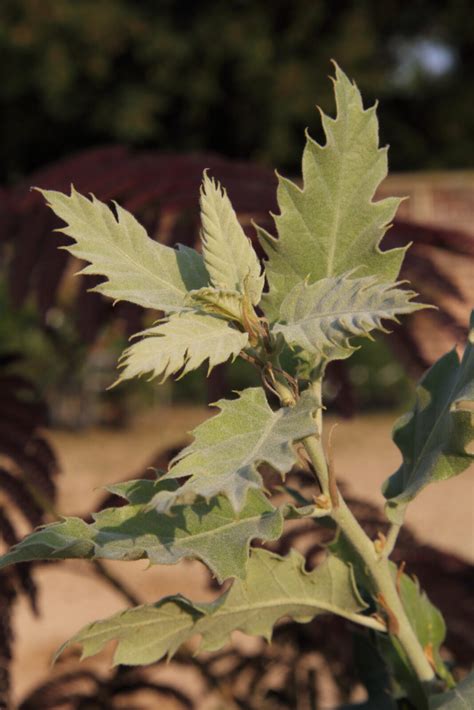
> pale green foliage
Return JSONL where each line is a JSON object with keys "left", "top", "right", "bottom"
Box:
{"left": 115, "top": 312, "right": 248, "bottom": 385}
{"left": 187, "top": 286, "right": 244, "bottom": 322}
{"left": 0, "top": 482, "right": 282, "bottom": 582}
{"left": 39, "top": 66, "right": 419, "bottom": 387}
{"left": 258, "top": 64, "right": 406, "bottom": 320}
{"left": 37, "top": 187, "right": 208, "bottom": 312}
{"left": 430, "top": 671, "right": 474, "bottom": 709}
{"left": 200, "top": 172, "right": 264, "bottom": 304}
{"left": 274, "top": 273, "right": 424, "bottom": 370}
{"left": 153, "top": 387, "right": 320, "bottom": 512}
{"left": 9, "top": 64, "right": 469, "bottom": 703}
{"left": 59, "top": 549, "right": 365, "bottom": 665}
{"left": 383, "top": 311, "right": 474, "bottom": 523}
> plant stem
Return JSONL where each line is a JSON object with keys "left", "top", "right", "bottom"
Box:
{"left": 303, "top": 433, "right": 435, "bottom": 684}
{"left": 384, "top": 522, "right": 402, "bottom": 558}
{"left": 270, "top": 370, "right": 433, "bottom": 682}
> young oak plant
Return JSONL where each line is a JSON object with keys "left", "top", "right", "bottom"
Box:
{"left": 2, "top": 66, "right": 473, "bottom": 709}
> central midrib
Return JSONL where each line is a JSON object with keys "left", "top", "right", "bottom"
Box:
{"left": 94, "top": 510, "right": 276, "bottom": 547}
{"left": 75, "top": 206, "right": 186, "bottom": 297}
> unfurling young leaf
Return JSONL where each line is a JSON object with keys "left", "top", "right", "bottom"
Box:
{"left": 38, "top": 187, "right": 208, "bottom": 312}
{"left": 0, "top": 481, "right": 282, "bottom": 583}
{"left": 153, "top": 387, "right": 321, "bottom": 512}
{"left": 273, "top": 273, "right": 424, "bottom": 371}
{"left": 200, "top": 172, "right": 264, "bottom": 305}
{"left": 115, "top": 311, "right": 248, "bottom": 385}
{"left": 187, "top": 286, "right": 244, "bottom": 323}
{"left": 383, "top": 310, "right": 474, "bottom": 523}
{"left": 258, "top": 64, "right": 406, "bottom": 321}
{"left": 58, "top": 550, "right": 365, "bottom": 666}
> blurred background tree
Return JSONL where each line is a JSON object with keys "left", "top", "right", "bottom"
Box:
{"left": 0, "top": 0, "right": 472, "bottom": 183}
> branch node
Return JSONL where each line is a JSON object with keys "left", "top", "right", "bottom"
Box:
{"left": 314, "top": 493, "right": 331, "bottom": 510}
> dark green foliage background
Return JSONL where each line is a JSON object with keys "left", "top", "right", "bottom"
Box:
{"left": 0, "top": 0, "right": 472, "bottom": 181}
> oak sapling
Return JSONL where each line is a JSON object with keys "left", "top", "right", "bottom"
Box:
{"left": 2, "top": 65, "right": 473, "bottom": 709}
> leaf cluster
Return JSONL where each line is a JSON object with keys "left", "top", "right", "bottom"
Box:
{"left": 1, "top": 65, "right": 472, "bottom": 709}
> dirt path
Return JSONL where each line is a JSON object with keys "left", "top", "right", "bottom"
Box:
{"left": 11, "top": 406, "right": 474, "bottom": 705}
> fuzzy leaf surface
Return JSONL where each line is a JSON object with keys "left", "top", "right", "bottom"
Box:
{"left": 0, "top": 481, "right": 282, "bottom": 582}
{"left": 38, "top": 187, "right": 208, "bottom": 312}
{"left": 274, "top": 274, "right": 423, "bottom": 369}
{"left": 258, "top": 65, "right": 406, "bottom": 320}
{"left": 60, "top": 549, "right": 365, "bottom": 666}
{"left": 383, "top": 311, "right": 474, "bottom": 523}
{"left": 188, "top": 286, "right": 244, "bottom": 323}
{"left": 116, "top": 312, "right": 248, "bottom": 384}
{"left": 154, "top": 387, "right": 320, "bottom": 512}
{"left": 200, "top": 173, "right": 264, "bottom": 304}
{"left": 430, "top": 672, "right": 474, "bottom": 709}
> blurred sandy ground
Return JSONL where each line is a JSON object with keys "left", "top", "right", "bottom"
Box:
{"left": 11, "top": 405, "right": 474, "bottom": 706}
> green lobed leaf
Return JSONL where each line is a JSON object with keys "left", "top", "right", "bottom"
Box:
{"left": 0, "top": 480, "right": 282, "bottom": 582}
{"left": 38, "top": 187, "right": 208, "bottom": 312}
{"left": 381, "top": 574, "right": 451, "bottom": 707}
{"left": 153, "top": 387, "right": 321, "bottom": 512}
{"left": 59, "top": 549, "right": 366, "bottom": 666}
{"left": 273, "top": 273, "right": 424, "bottom": 371}
{"left": 397, "top": 572, "right": 448, "bottom": 681}
{"left": 258, "top": 64, "right": 406, "bottom": 320}
{"left": 200, "top": 172, "right": 264, "bottom": 305}
{"left": 383, "top": 311, "right": 474, "bottom": 523}
{"left": 430, "top": 671, "right": 474, "bottom": 709}
{"left": 115, "top": 311, "right": 248, "bottom": 385}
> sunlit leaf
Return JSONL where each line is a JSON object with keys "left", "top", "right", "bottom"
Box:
{"left": 274, "top": 273, "right": 424, "bottom": 370}
{"left": 200, "top": 172, "right": 264, "bottom": 305}
{"left": 258, "top": 64, "right": 406, "bottom": 320}
{"left": 115, "top": 312, "right": 248, "bottom": 385}
{"left": 38, "top": 186, "right": 208, "bottom": 312}
{"left": 153, "top": 387, "right": 320, "bottom": 512}
{"left": 0, "top": 481, "right": 282, "bottom": 582}
{"left": 59, "top": 549, "right": 366, "bottom": 666}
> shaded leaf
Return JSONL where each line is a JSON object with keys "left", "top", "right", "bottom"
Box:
{"left": 397, "top": 572, "right": 448, "bottom": 681}
{"left": 59, "top": 549, "right": 366, "bottom": 666}
{"left": 338, "top": 634, "right": 396, "bottom": 709}
{"left": 0, "top": 482, "right": 282, "bottom": 583}
{"left": 154, "top": 387, "right": 320, "bottom": 512}
{"left": 430, "top": 671, "right": 474, "bottom": 709}
{"left": 258, "top": 64, "right": 406, "bottom": 320}
{"left": 115, "top": 312, "right": 248, "bottom": 385}
{"left": 383, "top": 311, "right": 474, "bottom": 523}
{"left": 280, "top": 502, "right": 331, "bottom": 520}
{"left": 376, "top": 573, "right": 450, "bottom": 709}
{"left": 38, "top": 186, "right": 208, "bottom": 312}
{"left": 274, "top": 273, "right": 424, "bottom": 370}
{"left": 200, "top": 172, "right": 264, "bottom": 305}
